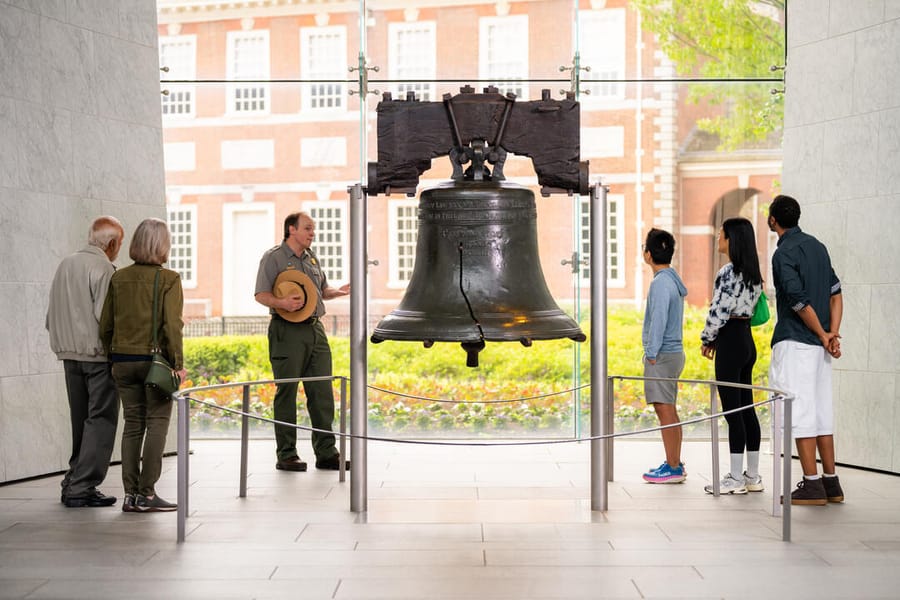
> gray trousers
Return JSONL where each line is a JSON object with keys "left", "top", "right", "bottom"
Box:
{"left": 61, "top": 360, "right": 119, "bottom": 498}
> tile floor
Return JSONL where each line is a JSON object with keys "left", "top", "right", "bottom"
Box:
{"left": 2, "top": 437, "right": 900, "bottom": 599}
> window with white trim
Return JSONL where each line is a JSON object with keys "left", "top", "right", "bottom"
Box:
{"left": 579, "top": 194, "right": 624, "bottom": 286}
{"left": 159, "top": 35, "right": 196, "bottom": 118}
{"left": 579, "top": 9, "right": 626, "bottom": 102}
{"left": 307, "top": 203, "right": 346, "bottom": 281}
{"left": 226, "top": 30, "right": 270, "bottom": 114}
{"left": 479, "top": 15, "right": 529, "bottom": 100}
{"left": 301, "top": 26, "right": 347, "bottom": 112}
{"left": 389, "top": 21, "right": 436, "bottom": 102}
{"left": 167, "top": 205, "right": 197, "bottom": 288}
{"left": 388, "top": 199, "right": 418, "bottom": 286}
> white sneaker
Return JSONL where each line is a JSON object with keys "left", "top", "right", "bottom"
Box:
{"left": 704, "top": 473, "right": 748, "bottom": 495}
{"left": 743, "top": 471, "right": 764, "bottom": 492}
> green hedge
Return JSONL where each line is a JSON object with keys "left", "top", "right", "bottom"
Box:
{"left": 183, "top": 305, "right": 775, "bottom": 436}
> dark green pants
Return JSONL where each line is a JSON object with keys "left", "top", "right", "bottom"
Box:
{"left": 111, "top": 361, "right": 173, "bottom": 496}
{"left": 268, "top": 318, "right": 337, "bottom": 461}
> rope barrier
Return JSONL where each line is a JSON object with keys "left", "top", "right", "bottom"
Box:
{"left": 179, "top": 388, "right": 783, "bottom": 447}
{"left": 174, "top": 375, "right": 795, "bottom": 545}
{"left": 365, "top": 383, "right": 591, "bottom": 404}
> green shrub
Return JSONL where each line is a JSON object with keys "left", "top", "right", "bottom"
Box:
{"left": 184, "top": 336, "right": 254, "bottom": 382}
{"left": 183, "top": 305, "right": 775, "bottom": 436}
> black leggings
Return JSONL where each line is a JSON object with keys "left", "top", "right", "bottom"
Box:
{"left": 714, "top": 319, "right": 761, "bottom": 455}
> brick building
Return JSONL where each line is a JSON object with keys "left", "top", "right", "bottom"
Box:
{"left": 156, "top": 0, "right": 781, "bottom": 323}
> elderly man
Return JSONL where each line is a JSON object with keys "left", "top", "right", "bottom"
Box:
{"left": 48, "top": 216, "right": 124, "bottom": 507}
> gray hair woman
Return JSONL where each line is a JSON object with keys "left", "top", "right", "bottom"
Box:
{"left": 99, "top": 218, "right": 185, "bottom": 512}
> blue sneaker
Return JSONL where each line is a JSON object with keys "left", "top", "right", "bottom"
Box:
{"left": 643, "top": 462, "right": 686, "bottom": 484}
{"left": 648, "top": 461, "right": 687, "bottom": 479}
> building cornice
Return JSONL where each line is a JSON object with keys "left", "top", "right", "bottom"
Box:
{"left": 157, "top": 0, "right": 543, "bottom": 24}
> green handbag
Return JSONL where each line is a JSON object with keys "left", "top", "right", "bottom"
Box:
{"left": 750, "top": 290, "right": 770, "bottom": 327}
{"left": 144, "top": 269, "right": 181, "bottom": 396}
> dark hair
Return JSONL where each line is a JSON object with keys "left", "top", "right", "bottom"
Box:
{"left": 645, "top": 228, "right": 675, "bottom": 265}
{"left": 769, "top": 194, "right": 801, "bottom": 229}
{"left": 283, "top": 211, "right": 311, "bottom": 240}
{"left": 722, "top": 217, "right": 762, "bottom": 286}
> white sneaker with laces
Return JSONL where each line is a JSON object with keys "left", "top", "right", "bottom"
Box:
{"left": 743, "top": 471, "right": 764, "bottom": 492}
{"left": 704, "top": 473, "right": 748, "bottom": 495}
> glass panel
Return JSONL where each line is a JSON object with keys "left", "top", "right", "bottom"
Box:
{"left": 157, "top": 0, "right": 783, "bottom": 441}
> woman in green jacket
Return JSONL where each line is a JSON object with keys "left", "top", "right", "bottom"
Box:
{"left": 100, "top": 218, "right": 185, "bottom": 513}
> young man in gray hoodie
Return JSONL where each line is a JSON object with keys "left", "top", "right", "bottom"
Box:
{"left": 640, "top": 228, "right": 689, "bottom": 483}
{"left": 47, "top": 216, "right": 124, "bottom": 507}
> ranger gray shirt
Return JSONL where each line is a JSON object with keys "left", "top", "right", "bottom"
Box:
{"left": 255, "top": 241, "right": 328, "bottom": 318}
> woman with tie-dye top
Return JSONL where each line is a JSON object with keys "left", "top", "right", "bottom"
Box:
{"left": 700, "top": 217, "right": 764, "bottom": 496}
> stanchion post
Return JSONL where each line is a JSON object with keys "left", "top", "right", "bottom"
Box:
{"left": 606, "top": 376, "right": 615, "bottom": 481}
{"left": 710, "top": 383, "right": 720, "bottom": 496}
{"left": 349, "top": 183, "right": 368, "bottom": 512}
{"left": 782, "top": 395, "right": 792, "bottom": 542}
{"left": 176, "top": 393, "right": 189, "bottom": 543}
{"left": 339, "top": 376, "right": 348, "bottom": 483}
{"left": 590, "top": 182, "right": 609, "bottom": 511}
{"left": 239, "top": 384, "right": 249, "bottom": 498}
{"left": 772, "top": 393, "right": 783, "bottom": 518}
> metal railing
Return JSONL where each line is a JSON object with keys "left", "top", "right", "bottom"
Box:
{"left": 173, "top": 375, "right": 794, "bottom": 544}
{"left": 183, "top": 315, "right": 385, "bottom": 338}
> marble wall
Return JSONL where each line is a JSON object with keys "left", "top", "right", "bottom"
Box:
{"left": 783, "top": 1, "right": 900, "bottom": 472}
{"left": 0, "top": 0, "right": 166, "bottom": 483}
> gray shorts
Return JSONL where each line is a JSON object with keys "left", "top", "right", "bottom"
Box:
{"left": 643, "top": 351, "right": 685, "bottom": 405}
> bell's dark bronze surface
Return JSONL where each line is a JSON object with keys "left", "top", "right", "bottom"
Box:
{"left": 368, "top": 86, "right": 588, "bottom": 366}
{"left": 371, "top": 180, "right": 586, "bottom": 365}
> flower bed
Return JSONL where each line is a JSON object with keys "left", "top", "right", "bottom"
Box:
{"left": 182, "top": 306, "right": 774, "bottom": 438}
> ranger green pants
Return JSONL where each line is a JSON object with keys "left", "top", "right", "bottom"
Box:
{"left": 268, "top": 318, "right": 338, "bottom": 461}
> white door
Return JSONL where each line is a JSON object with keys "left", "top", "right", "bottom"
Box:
{"left": 223, "top": 203, "right": 275, "bottom": 316}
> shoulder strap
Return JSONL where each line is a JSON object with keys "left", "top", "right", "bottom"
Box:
{"left": 150, "top": 268, "right": 161, "bottom": 352}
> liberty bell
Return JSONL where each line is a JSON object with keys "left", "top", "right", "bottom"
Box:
{"left": 368, "top": 87, "right": 589, "bottom": 367}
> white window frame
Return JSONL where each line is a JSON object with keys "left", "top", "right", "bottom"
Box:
{"left": 388, "top": 21, "right": 437, "bottom": 102}
{"left": 159, "top": 34, "right": 197, "bottom": 119}
{"left": 226, "top": 30, "right": 270, "bottom": 115}
{"left": 166, "top": 204, "right": 198, "bottom": 289}
{"left": 304, "top": 201, "right": 348, "bottom": 282}
{"left": 300, "top": 26, "right": 348, "bottom": 113}
{"left": 388, "top": 199, "right": 419, "bottom": 288}
{"left": 579, "top": 193, "right": 625, "bottom": 287}
{"left": 479, "top": 15, "right": 529, "bottom": 100}
{"left": 579, "top": 9, "right": 626, "bottom": 105}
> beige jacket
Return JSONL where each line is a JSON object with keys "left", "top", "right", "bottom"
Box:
{"left": 46, "top": 246, "right": 115, "bottom": 362}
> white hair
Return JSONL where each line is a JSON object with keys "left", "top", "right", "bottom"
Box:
{"left": 87, "top": 216, "right": 124, "bottom": 250}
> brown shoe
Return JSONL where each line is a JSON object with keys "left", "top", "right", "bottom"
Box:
{"left": 275, "top": 456, "right": 308, "bottom": 472}
{"left": 790, "top": 478, "right": 827, "bottom": 506}
{"left": 823, "top": 475, "right": 844, "bottom": 503}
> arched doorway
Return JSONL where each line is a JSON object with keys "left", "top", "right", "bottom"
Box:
{"left": 709, "top": 188, "right": 772, "bottom": 284}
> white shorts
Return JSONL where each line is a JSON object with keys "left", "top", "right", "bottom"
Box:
{"left": 769, "top": 340, "right": 833, "bottom": 439}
